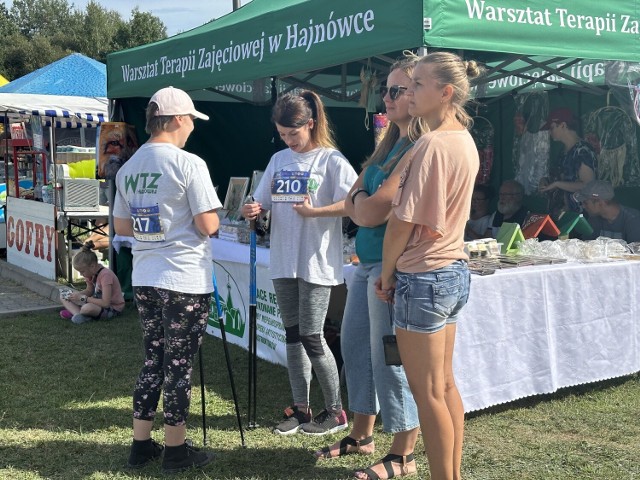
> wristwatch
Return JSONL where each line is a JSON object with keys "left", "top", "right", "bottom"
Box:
{"left": 80, "top": 295, "right": 87, "bottom": 303}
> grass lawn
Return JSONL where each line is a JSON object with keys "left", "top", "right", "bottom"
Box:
{"left": 1, "top": 304, "right": 639, "bottom": 479}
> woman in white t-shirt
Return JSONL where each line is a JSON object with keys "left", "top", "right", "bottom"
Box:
{"left": 242, "top": 90, "right": 357, "bottom": 437}
{"left": 114, "top": 87, "right": 221, "bottom": 474}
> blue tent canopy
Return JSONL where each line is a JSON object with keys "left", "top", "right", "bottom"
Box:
{"left": 0, "top": 53, "right": 106, "bottom": 97}
{"left": 0, "top": 53, "right": 108, "bottom": 128}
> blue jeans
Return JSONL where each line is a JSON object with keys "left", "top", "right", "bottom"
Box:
{"left": 341, "top": 263, "right": 419, "bottom": 433}
{"left": 394, "top": 260, "right": 471, "bottom": 334}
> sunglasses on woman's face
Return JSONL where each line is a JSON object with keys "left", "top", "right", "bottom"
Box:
{"left": 380, "top": 85, "right": 408, "bottom": 101}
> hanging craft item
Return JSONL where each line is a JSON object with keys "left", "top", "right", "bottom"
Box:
{"left": 512, "top": 92, "right": 550, "bottom": 195}
{"left": 358, "top": 61, "right": 379, "bottom": 131}
{"left": 470, "top": 116, "right": 494, "bottom": 185}
{"left": 373, "top": 113, "right": 389, "bottom": 148}
{"left": 632, "top": 81, "right": 640, "bottom": 124}
{"left": 584, "top": 105, "right": 638, "bottom": 188}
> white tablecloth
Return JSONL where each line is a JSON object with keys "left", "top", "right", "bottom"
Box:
{"left": 456, "top": 260, "right": 639, "bottom": 412}
{"left": 215, "top": 239, "right": 640, "bottom": 412}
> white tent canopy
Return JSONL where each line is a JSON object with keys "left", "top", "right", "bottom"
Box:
{"left": 0, "top": 93, "right": 108, "bottom": 128}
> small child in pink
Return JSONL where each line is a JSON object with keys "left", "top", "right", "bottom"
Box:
{"left": 59, "top": 240, "right": 125, "bottom": 324}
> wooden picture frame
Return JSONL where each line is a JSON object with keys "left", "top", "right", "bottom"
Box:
{"left": 249, "top": 170, "right": 264, "bottom": 198}
{"left": 223, "top": 177, "right": 250, "bottom": 219}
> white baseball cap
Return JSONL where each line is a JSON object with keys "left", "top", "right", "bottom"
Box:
{"left": 149, "top": 86, "right": 209, "bottom": 120}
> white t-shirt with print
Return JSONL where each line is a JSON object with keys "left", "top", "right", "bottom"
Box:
{"left": 253, "top": 147, "right": 357, "bottom": 285}
{"left": 113, "top": 142, "right": 222, "bottom": 294}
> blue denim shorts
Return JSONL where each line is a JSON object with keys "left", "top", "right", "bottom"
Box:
{"left": 394, "top": 260, "right": 471, "bottom": 334}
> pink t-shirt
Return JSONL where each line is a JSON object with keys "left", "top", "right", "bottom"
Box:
{"left": 84, "top": 267, "right": 126, "bottom": 312}
{"left": 392, "top": 130, "right": 479, "bottom": 273}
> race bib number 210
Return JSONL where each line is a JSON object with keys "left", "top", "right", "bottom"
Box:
{"left": 271, "top": 170, "right": 309, "bottom": 202}
{"left": 131, "top": 205, "right": 165, "bottom": 242}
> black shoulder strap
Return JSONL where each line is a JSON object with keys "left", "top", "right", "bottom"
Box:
{"left": 92, "top": 266, "right": 105, "bottom": 284}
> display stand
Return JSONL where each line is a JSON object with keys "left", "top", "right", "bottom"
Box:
{"left": 497, "top": 222, "right": 526, "bottom": 253}
{"left": 522, "top": 214, "right": 560, "bottom": 239}
{"left": 557, "top": 211, "right": 594, "bottom": 238}
{"left": 3, "top": 139, "right": 48, "bottom": 199}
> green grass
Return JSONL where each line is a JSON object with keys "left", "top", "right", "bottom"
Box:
{"left": 1, "top": 305, "right": 639, "bottom": 479}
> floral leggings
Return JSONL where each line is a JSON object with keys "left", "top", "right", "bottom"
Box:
{"left": 132, "top": 286, "right": 210, "bottom": 427}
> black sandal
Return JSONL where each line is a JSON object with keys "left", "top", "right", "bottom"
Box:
{"left": 316, "top": 435, "right": 374, "bottom": 459}
{"left": 356, "top": 453, "right": 416, "bottom": 480}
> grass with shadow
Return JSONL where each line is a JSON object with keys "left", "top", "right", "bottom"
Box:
{"left": 0, "top": 304, "right": 639, "bottom": 479}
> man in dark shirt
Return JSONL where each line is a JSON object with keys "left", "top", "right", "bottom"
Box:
{"left": 490, "top": 180, "right": 529, "bottom": 237}
{"left": 574, "top": 180, "right": 640, "bottom": 243}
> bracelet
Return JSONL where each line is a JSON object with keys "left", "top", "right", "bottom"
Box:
{"left": 350, "top": 188, "right": 369, "bottom": 204}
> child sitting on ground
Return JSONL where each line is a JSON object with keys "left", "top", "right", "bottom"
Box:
{"left": 59, "top": 240, "right": 125, "bottom": 324}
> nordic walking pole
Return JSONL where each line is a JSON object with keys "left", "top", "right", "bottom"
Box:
{"left": 213, "top": 268, "right": 246, "bottom": 448}
{"left": 248, "top": 215, "right": 259, "bottom": 429}
{"left": 198, "top": 347, "right": 207, "bottom": 445}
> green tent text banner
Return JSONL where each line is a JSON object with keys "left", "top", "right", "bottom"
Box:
{"left": 474, "top": 58, "right": 608, "bottom": 98}
{"left": 107, "top": 0, "right": 423, "bottom": 99}
{"left": 425, "top": 0, "right": 640, "bottom": 62}
{"left": 108, "top": 0, "right": 640, "bottom": 100}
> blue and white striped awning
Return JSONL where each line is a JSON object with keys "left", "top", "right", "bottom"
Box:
{"left": 0, "top": 93, "right": 108, "bottom": 128}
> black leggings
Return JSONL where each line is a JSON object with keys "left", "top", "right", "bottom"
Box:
{"left": 132, "top": 286, "right": 210, "bottom": 426}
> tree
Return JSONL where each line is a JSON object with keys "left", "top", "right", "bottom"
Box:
{"left": 0, "top": 2, "right": 18, "bottom": 37}
{"left": 114, "top": 7, "right": 167, "bottom": 51}
{"left": 0, "top": 0, "right": 167, "bottom": 79}
{"left": 64, "top": 1, "right": 125, "bottom": 62}
{"left": 1, "top": 33, "right": 68, "bottom": 80}
{"left": 9, "top": 0, "right": 74, "bottom": 38}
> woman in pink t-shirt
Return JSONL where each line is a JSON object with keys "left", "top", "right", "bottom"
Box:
{"left": 376, "top": 52, "right": 482, "bottom": 480}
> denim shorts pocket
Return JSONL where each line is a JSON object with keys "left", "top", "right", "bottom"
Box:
{"left": 432, "top": 271, "right": 463, "bottom": 315}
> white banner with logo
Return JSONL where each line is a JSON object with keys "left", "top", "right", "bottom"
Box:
{"left": 6, "top": 197, "right": 57, "bottom": 280}
{"left": 207, "top": 239, "right": 287, "bottom": 366}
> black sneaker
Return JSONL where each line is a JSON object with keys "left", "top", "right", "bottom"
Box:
{"left": 301, "top": 409, "right": 348, "bottom": 436}
{"left": 273, "top": 406, "right": 312, "bottom": 435}
{"left": 126, "top": 438, "right": 163, "bottom": 468}
{"left": 161, "top": 439, "right": 214, "bottom": 474}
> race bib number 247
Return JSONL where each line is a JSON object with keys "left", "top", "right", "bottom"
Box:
{"left": 131, "top": 205, "right": 165, "bottom": 242}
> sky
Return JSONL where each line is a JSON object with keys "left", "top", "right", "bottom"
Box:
{"left": 5, "top": 0, "right": 253, "bottom": 36}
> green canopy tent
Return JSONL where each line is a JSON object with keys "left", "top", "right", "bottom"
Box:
{"left": 106, "top": 0, "right": 640, "bottom": 201}
{"left": 108, "top": 0, "right": 640, "bottom": 98}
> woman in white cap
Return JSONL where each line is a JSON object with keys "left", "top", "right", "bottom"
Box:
{"left": 113, "top": 86, "right": 221, "bottom": 474}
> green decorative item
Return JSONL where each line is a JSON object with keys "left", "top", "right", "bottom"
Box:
{"left": 496, "top": 222, "right": 526, "bottom": 254}
{"left": 556, "top": 211, "right": 594, "bottom": 238}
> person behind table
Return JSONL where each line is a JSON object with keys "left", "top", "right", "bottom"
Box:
{"left": 86, "top": 217, "right": 110, "bottom": 251}
{"left": 113, "top": 87, "right": 221, "bottom": 473}
{"left": 241, "top": 90, "right": 358, "bottom": 436}
{"left": 489, "top": 179, "right": 529, "bottom": 237}
{"left": 574, "top": 180, "right": 640, "bottom": 243}
{"left": 539, "top": 108, "right": 596, "bottom": 212}
{"left": 59, "top": 240, "right": 125, "bottom": 324}
{"left": 376, "top": 52, "right": 481, "bottom": 480}
{"left": 315, "top": 54, "right": 428, "bottom": 478}
{"left": 465, "top": 184, "right": 494, "bottom": 240}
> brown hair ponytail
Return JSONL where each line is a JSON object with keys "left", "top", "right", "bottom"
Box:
{"left": 271, "top": 90, "right": 338, "bottom": 149}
